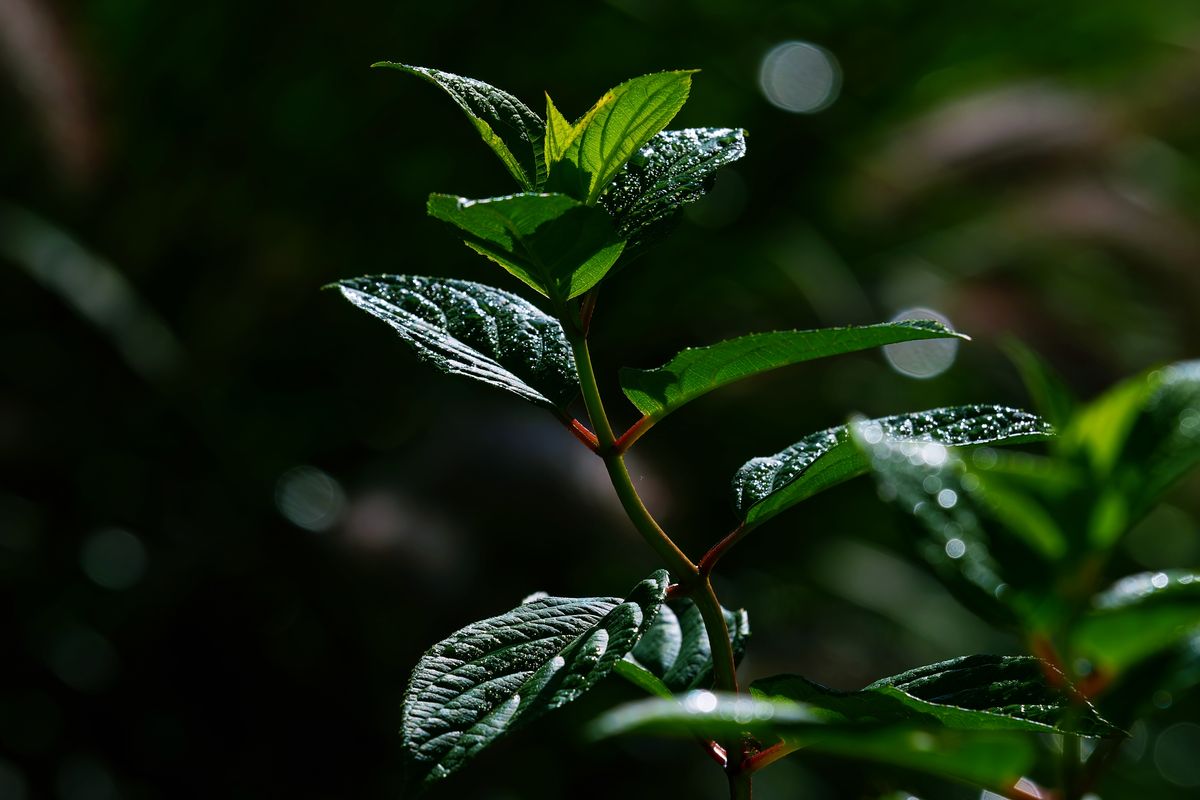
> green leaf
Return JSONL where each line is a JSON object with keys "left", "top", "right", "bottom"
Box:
{"left": 622, "top": 321, "right": 966, "bottom": 423}
{"left": 1004, "top": 339, "right": 1076, "bottom": 430}
{"left": 375, "top": 63, "right": 546, "bottom": 190}
{"left": 333, "top": 275, "right": 578, "bottom": 412}
{"left": 753, "top": 655, "right": 1120, "bottom": 738}
{"left": 733, "top": 405, "right": 1053, "bottom": 527}
{"left": 1073, "top": 571, "right": 1200, "bottom": 676}
{"left": 593, "top": 655, "right": 1119, "bottom": 789}
{"left": 589, "top": 692, "right": 1035, "bottom": 788}
{"left": 543, "top": 94, "right": 577, "bottom": 169}
{"left": 427, "top": 192, "right": 625, "bottom": 301}
{"left": 599, "top": 127, "right": 747, "bottom": 251}
{"left": 616, "top": 599, "right": 750, "bottom": 697}
{"left": 402, "top": 571, "right": 669, "bottom": 789}
{"left": 548, "top": 71, "right": 696, "bottom": 203}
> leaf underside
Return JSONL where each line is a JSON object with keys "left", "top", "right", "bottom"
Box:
{"left": 622, "top": 320, "right": 966, "bottom": 422}
{"left": 616, "top": 598, "right": 751, "bottom": 697}
{"left": 377, "top": 63, "right": 546, "bottom": 190}
{"left": 1073, "top": 571, "right": 1200, "bottom": 674}
{"left": 733, "top": 405, "right": 1053, "bottom": 527}
{"left": 333, "top": 275, "right": 578, "bottom": 411}
{"left": 402, "top": 571, "right": 669, "bottom": 789}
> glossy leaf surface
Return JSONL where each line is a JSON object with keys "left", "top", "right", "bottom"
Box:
{"left": 622, "top": 320, "right": 965, "bottom": 422}
{"left": 1073, "top": 571, "right": 1200, "bottom": 675}
{"left": 333, "top": 275, "right": 578, "bottom": 411}
{"left": 376, "top": 63, "right": 546, "bottom": 189}
{"left": 615, "top": 599, "right": 750, "bottom": 697}
{"left": 753, "top": 654, "right": 1119, "bottom": 737}
{"left": 548, "top": 71, "right": 695, "bottom": 203}
{"left": 427, "top": 193, "right": 625, "bottom": 301}
{"left": 733, "top": 405, "right": 1052, "bottom": 527}
{"left": 402, "top": 571, "right": 668, "bottom": 789}
{"left": 599, "top": 127, "right": 747, "bottom": 250}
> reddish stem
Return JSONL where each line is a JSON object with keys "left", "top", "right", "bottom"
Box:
{"left": 563, "top": 416, "right": 599, "bottom": 451}
{"left": 702, "top": 739, "right": 728, "bottom": 767}
{"left": 613, "top": 414, "right": 654, "bottom": 454}
{"left": 742, "top": 741, "right": 796, "bottom": 774}
{"left": 699, "top": 523, "right": 747, "bottom": 577}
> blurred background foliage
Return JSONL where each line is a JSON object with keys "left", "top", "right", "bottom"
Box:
{"left": 2, "top": 0, "right": 1199, "bottom": 798}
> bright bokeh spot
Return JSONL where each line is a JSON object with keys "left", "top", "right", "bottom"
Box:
{"left": 759, "top": 42, "right": 842, "bottom": 114}
{"left": 883, "top": 308, "right": 960, "bottom": 379}
{"left": 275, "top": 466, "right": 346, "bottom": 532}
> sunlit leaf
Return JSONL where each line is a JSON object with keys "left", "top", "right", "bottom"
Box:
{"left": 547, "top": 71, "right": 696, "bottom": 203}
{"left": 1073, "top": 571, "right": 1200, "bottom": 676}
{"left": 599, "top": 127, "right": 747, "bottom": 251}
{"left": 333, "top": 275, "right": 578, "bottom": 411}
{"left": 733, "top": 405, "right": 1052, "bottom": 528}
{"left": 427, "top": 193, "right": 625, "bottom": 301}
{"left": 616, "top": 599, "right": 750, "bottom": 697}
{"left": 622, "top": 321, "right": 966, "bottom": 423}
{"left": 375, "top": 63, "right": 546, "bottom": 189}
{"left": 402, "top": 571, "right": 668, "bottom": 789}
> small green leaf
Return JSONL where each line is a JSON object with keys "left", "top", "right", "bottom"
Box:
{"left": 333, "top": 275, "right": 578, "bottom": 412}
{"left": 1004, "top": 339, "right": 1076, "bottom": 430}
{"left": 617, "top": 599, "right": 751, "bottom": 696}
{"left": 599, "top": 127, "right": 747, "bottom": 251}
{"left": 622, "top": 321, "right": 966, "bottom": 423}
{"left": 544, "top": 94, "right": 578, "bottom": 169}
{"left": 427, "top": 193, "right": 625, "bottom": 301}
{"left": 753, "top": 655, "right": 1120, "bottom": 738}
{"left": 375, "top": 63, "right": 546, "bottom": 189}
{"left": 1073, "top": 571, "right": 1200, "bottom": 676}
{"left": 402, "top": 571, "right": 669, "bottom": 789}
{"left": 733, "top": 405, "right": 1053, "bottom": 528}
{"left": 548, "top": 71, "right": 696, "bottom": 203}
{"left": 589, "top": 692, "right": 1035, "bottom": 788}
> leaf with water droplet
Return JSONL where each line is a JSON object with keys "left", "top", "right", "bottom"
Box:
{"left": 732, "top": 405, "right": 1053, "bottom": 528}
{"left": 401, "top": 571, "right": 668, "bottom": 790}
{"left": 333, "top": 275, "right": 578, "bottom": 412}
{"left": 375, "top": 63, "right": 546, "bottom": 190}
{"left": 545, "top": 71, "right": 696, "bottom": 203}
{"left": 427, "top": 193, "right": 625, "bottom": 302}
{"left": 621, "top": 320, "right": 966, "bottom": 423}
{"left": 599, "top": 127, "right": 747, "bottom": 253}
{"left": 615, "top": 599, "right": 750, "bottom": 697}
{"left": 1073, "top": 571, "right": 1200, "bottom": 676}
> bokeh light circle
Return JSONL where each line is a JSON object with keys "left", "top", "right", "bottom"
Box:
{"left": 758, "top": 41, "right": 842, "bottom": 114}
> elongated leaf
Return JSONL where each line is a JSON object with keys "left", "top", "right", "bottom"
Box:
{"left": 599, "top": 127, "right": 747, "bottom": 250}
{"left": 753, "top": 655, "right": 1119, "bottom": 738}
{"left": 616, "top": 599, "right": 750, "bottom": 697}
{"left": 376, "top": 63, "right": 545, "bottom": 189}
{"left": 1073, "top": 571, "right": 1200, "bottom": 676}
{"left": 1004, "top": 339, "right": 1076, "bottom": 430}
{"left": 733, "top": 405, "right": 1053, "bottom": 527}
{"left": 623, "top": 321, "right": 966, "bottom": 423}
{"left": 427, "top": 193, "right": 625, "bottom": 301}
{"left": 333, "top": 275, "right": 578, "bottom": 411}
{"left": 548, "top": 71, "right": 696, "bottom": 203}
{"left": 402, "top": 571, "right": 669, "bottom": 789}
{"left": 589, "top": 692, "right": 1035, "bottom": 788}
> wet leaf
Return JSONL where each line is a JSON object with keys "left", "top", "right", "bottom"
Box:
{"left": 621, "top": 321, "right": 965, "bottom": 423}
{"left": 333, "top": 275, "right": 578, "bottom": 412}
{"left": 753, "top": 655, "right": 1120, "bottom": 737}
{"left": 402, "top": 571, "right": 668, "bottom": 790}
{"left": 375, "top": 63, "right": 545, "bottom": 189}
{"left": 427, "top": 192, "right": 625, "bottom": 301}
{"left": 599, "top": 127, "right": 747, "bottom": 251}
{"left": 732, "top": 405, "right": 1052, "bottom": 527}
{"left": 547, "top": 71, "right": 695, "bottom": 203}
{"left": 1073, "top": 571, "right": 1200, "bottom": 676}
{"left": 615, "top": 599, "right": 750, "bottom": 697}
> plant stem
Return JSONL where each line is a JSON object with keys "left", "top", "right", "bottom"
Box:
{"left": 565, "top": 326, "right": 616, "bottom": 448}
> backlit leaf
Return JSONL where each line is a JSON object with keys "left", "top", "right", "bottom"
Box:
{"left": 333, "top": 275, "right": 578, "bottom": 411}
{"left": 427, "top": 193, "right": 625, "bottom": 301}
{"left": 616, "top": 599, "right": 750, "bottom": 696}
{"left": 402, "top": 571, "right": 669, "bottom": 789}
{"left": 622, "top": 321, "right": 965, "bottom": 423}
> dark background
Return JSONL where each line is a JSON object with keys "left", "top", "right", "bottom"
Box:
{"left": 2, "top": 0, "right": 1199, "bottom": 797}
